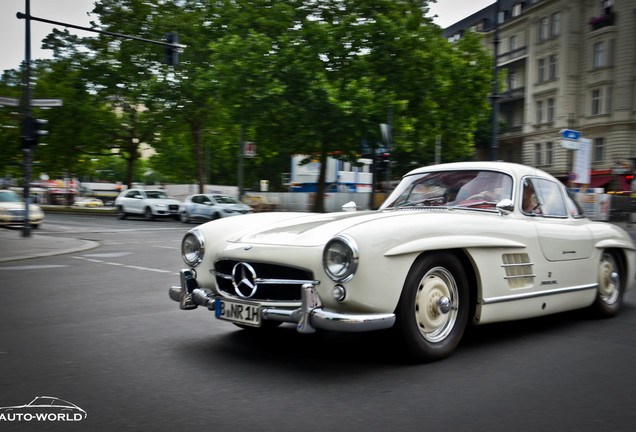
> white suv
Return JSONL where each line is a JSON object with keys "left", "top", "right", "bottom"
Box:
{"left": 115, "top": 189, "right": 181, "bottom": 220}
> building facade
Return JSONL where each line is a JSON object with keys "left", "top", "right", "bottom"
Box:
{"left": 444, "top": 0, "right": 635, "bottom": 191}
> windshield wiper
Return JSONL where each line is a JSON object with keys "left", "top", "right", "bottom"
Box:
{"left": 452, "top": 200, "right": 497, "bottom": 209}
{"left": 395, "top": 196, "right": 447, "bottom": 208}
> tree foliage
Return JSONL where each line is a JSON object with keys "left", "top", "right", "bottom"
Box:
{"left": 1, "top": 0, "right": 492, "bottom": 211}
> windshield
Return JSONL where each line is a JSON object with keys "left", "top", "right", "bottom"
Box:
{"left": 0, "top": 191, "right": 21, "bottom": 203}
{"left": 380, "top": 170, "right": 513, "bottom": 210}
{"left": 145, "top": 191, "right": 169, "bottom": 199}
{"left": 213, "top": 195, "right": 239, "bottom": 204}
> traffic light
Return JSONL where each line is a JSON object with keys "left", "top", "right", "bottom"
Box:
{"left": 164, "top": 32, "right": 179, "bottom": 66}
{"left": 21, "top": 115, "right": 48, "bottom": 149}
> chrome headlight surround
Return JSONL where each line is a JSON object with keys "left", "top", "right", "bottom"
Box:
{"left": 323, "top": 234, "right": 359, "bottom": 282}
{"left": 181, "top": 229, "right": 205, "bottom": 267}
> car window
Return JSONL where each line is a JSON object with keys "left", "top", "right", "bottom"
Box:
{"left": 213, "top": 195, "right": 238, "bottom": 204}
{"left": 0, "top": 191, "right": 20, "bottom": 202}
{"left": 565, "top": 190, "right": 586, "bottom": 218}
{"left": 201, "top": 196, "right": 212, "bottom": 204}
{"left": 125, "top": 190, "right": 139, "bottom": 198}
{"left": 522, "top": 177, "right": 567, "bottom": 217}
{"left": 145, "top": 191, "right": 168, "bottom": 199}
{"left": 381, "top": 170, "right": 512, "bottom": 209}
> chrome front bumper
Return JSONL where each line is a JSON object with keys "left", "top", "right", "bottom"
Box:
{"left": 169, "top": 269, "right": 395, "bottom": 333}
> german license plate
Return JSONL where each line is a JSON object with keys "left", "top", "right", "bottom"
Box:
{"left": 215, "top": 299, "right": 261, "bottom": 327}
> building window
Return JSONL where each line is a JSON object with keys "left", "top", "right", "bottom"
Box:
{"left": 535, "top": 143, "right": 542, "bottom": 166}
{"left": 536, "top": 101, "right": 544, "bottom": 124}
{"left": 594, "top": 138, "right": 605, "bottom": 162}
{"left": 606, "top": 86, "right": 613, "bottom": 113}
{"left": 512, "top": 3, "right": 522, "bottom": 17}
{"left": 551, "top": 12, "right": 561, "bottom": 36}
{"left": 608, "top": 39, "right": 615, "bottom": 66}
{"left": 545, "top": 142, "right": 554, "bottom": 166}
{"left": 593, "top": 42, "right": 605, "bottom": 69}
{"left": 539, "top": 17, "right": 549, "bottom": 41}
{"left": 538, "top": 58, "right": 545, "bottom": 82}
{"left": 547, "top": 98, "right": 555, "bottom": 122}
{"left": 508, "top": 70, "right": 518, "bottom": 90}
{"left": 549, "top": 55, "right": 558, "bottom": 79}
{"left": 498, "top": 10, "right": 506, "bottom": 24}
{"left": 510, "top": 35, "right": 517, "bottom": 52}
{"left": 591, "top": 89, "right": 602, "bottom": 115}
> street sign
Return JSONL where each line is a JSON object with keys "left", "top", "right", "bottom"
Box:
{"left": 0, "top": 96, "right": 19, "bottom": 107}
{"left": 560, "top": 139, "right": 581, "bottom": 150}
{"left": 31, "top": 98, "right": 63, "bottom": 107}
{"left": 560, "top": 129, "right": 581, "bottom": 140}
{"left": 0, "top": 96, "right": 63, "bottom": 107}
{"left": 244, "top": 141, "right": 255, "bottom": 158}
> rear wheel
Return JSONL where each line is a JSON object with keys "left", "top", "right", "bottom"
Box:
{"left": 117, "top": 206, "right": 127, "bottom": 220}
{"left": 180, "top": 212, "right": 190, "bottom": 223}
{"left": 592, "top": 251, "right": 624, "bottom": 317}
{"left": 395, "top": 253, "right": 469, "bottom": 362}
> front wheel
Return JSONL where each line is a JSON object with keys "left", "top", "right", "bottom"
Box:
{"left": 592, "top": 251, "right": 624, "bottom": 317}
{"left": 395, "top": 253, "right": 469, "bottom": 362}
{"left": 144, "top": 207, "right": 154, "bottom": 221}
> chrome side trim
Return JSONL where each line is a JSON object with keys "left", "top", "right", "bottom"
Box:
{"left": 482, "top": 283, "right": 598, "bottom": 305}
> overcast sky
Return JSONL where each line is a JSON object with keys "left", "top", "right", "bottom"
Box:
{"left": 0, "top": 0, "right": 495, "bottom": 75}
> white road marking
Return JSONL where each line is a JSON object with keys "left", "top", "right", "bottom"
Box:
{"left": 0, "top": 264, "right": 68, "bottom": 270}
{"left": 72, "top": 256, "right": 177, "bottom": 274}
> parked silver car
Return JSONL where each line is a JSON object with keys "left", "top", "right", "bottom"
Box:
{"left": 179, "top": 194, "right": 253, "bottom": 223}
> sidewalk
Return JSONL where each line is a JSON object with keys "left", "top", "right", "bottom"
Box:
{"left": 0, "top": 228, "right": 99, "bottom": 263}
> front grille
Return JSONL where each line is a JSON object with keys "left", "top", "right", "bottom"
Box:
{"left": 214, "top": 259, "right": 315, "bottom": 301}
{"left": 9, "top": 209, "right": 25, "bottom": 217}
{"left": 169, "top": 204, "right": 179, "bottom": 212}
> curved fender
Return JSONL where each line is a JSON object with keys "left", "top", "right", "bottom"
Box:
{"left": 384, "top": 235, "right": 527, "bottom": 257}
{"left": 595, "top": 239, "right": 636, "bottom": 251}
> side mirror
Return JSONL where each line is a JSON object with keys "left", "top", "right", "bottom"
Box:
{"left": 496, "top": 199, "right": 514, "bottom": 216}
{"left": 342, "top": 201, "right": 357, "bottom": 212}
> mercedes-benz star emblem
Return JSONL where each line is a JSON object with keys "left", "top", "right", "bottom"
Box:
{"left": 231, "top": 262, "right": 258, "bottom": 298}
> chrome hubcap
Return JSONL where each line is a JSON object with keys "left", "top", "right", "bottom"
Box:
{"left": 415, "top": 267, "right": 458, "bottom": 343}
{"left": 599, "top": 254, "right": 620, "bottom": 305}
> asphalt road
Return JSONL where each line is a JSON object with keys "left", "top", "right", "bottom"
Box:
{"left": 1, "top": 213, "right": 635, "bottom": 432}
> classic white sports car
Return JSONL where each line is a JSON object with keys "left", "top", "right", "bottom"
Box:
{"left": 169, "top": 162, "right": 635, "bottom": 362}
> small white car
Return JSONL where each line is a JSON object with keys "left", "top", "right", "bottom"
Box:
{"left": 115, "top": 188, "right": 180, "bottom": 220}
{"left": 179, "top": 194, "right": 253, "bottom": 223}
{"left": 0, "top": 189, "right": 44, "bottom": 228}
{"left": 169, "top": 162, "right": 635, "bottom": 362}
{"left": 73, "top": 197, "right": 104, "bottom": 208}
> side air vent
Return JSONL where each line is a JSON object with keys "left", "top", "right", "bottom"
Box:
{"left": 501, "top": 253, "right": 535, "bottom": 289}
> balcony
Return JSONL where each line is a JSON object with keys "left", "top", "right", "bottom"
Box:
{"left": 589, "top": 12, "right": 615, "bottom": 31}
{"left": 497, "top": 46, "right": 528, "bottom": 66}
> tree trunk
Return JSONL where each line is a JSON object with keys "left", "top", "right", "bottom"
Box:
{"left": 313, "top": 141, "right": 328, "bottom": 213}
{"left": 192, "top": 124, "right": 205, "bottom": 193}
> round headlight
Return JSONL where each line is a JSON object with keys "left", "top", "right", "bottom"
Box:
{"left": 323, "top": 234, "right": 359, "bottom": 282}
{"left": 181, "top": 229, "right": 205, "bottom": 267}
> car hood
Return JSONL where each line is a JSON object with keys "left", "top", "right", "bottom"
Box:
{"left": 228, "top": 209, "right": 447, "bottom": 247}
{"left": 148, "top": 199, "right": 180, "bottom": 205}
{"left": 221, "top": 203, "right": 251, "bottom": 211}
{"left": 0, "top": 202, "right": 41, "bottom": 211}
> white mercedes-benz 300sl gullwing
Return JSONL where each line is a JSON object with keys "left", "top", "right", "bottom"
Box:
{"left": 169, "top": 162, "right": 635, "bottom": 362}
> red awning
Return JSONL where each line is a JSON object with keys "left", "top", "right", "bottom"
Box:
{"left": 589, "top": 176, "right": 612, "bottom": 188}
